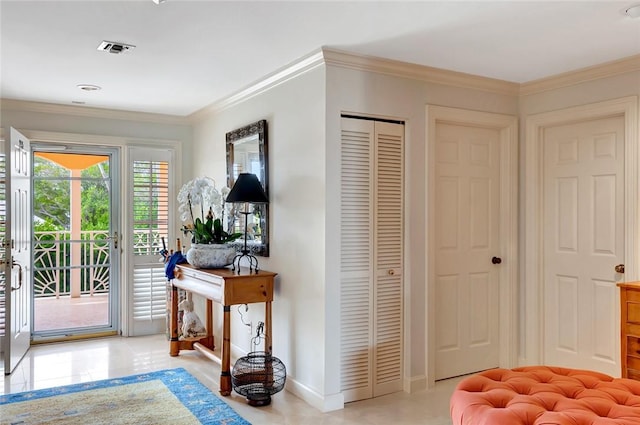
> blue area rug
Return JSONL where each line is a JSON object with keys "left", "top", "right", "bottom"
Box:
{"left": 0, "top": 367, "right": 251, "bottom": 425}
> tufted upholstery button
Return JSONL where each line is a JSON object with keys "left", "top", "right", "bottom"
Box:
{"left": 450, "top": 366, "right": 640, "bottom": 425}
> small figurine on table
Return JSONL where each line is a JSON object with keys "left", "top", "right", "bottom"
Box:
{"left": 178, "top": 296, "right": 206, "bottom": 340}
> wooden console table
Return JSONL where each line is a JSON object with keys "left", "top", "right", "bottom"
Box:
{"left": 170, "top": 264, "right": 277, "bottom": 395}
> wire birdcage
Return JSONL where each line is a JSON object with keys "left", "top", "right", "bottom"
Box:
{"left": 231, "top": 322, "right": 286, "bottom": 406}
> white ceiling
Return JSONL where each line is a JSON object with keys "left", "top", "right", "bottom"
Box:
{"left": 1, "top": 0, "right": 639, "bottom": 116}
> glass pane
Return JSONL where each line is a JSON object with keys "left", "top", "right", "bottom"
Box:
{"left": 32, "top": 152, "right": 111, "bottom": 332}
{"left": 132, "top": 160, "right": 169, "bottom": 256}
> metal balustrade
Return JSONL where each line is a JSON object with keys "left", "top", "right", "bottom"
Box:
{"left": 33, "top": 229, "right": 161, "bottom": 299}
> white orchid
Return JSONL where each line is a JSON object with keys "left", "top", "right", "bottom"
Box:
{"left": 177, "top": 177, "right": 242, "bottom": 244}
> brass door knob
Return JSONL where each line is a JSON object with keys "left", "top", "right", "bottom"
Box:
{"left": 388, "top": 269, "right": 395, "bottom": 276}
{"left": 615, "top": 264, "right": 625, "bottom": 273}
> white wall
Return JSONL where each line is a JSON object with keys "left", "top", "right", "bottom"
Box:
{"left": 519, "top": 71, "right": 640, "bottom": 117}
{"left": 191, "top": 66, "right": 330, "bottom": 408}
{"left": 0, "top": 105, "right": 193, "bottom": 179}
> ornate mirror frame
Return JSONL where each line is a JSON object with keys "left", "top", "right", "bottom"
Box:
{"left": 225, "top": 119, "right": 269, "bottom": 256}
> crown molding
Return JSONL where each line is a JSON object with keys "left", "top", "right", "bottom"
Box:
{"left": 520, "top": 54, "right": 640, "bottom": 96}
{"left": 188, "top": 49, "right": 326, "bottom": 122}
{"left": 321, "top": 47, "right": 520, "bottom": 96}
{"left": 188, "top": 47, "right": 520, "bottom": 121}
{"left": 190, "top": 48, "right": 640, "bottom": 118}
{"left": 0, "top": 98, "right": 190, "bottom": 126}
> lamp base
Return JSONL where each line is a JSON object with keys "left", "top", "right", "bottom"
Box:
{"left": 231, "top": 251, "right": 259, "bottom": 274}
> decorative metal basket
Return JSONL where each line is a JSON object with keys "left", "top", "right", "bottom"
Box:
{"left": 232, "top": 351, "right": 286, "bottom": 406}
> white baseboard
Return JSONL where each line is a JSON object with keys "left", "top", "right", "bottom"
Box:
{"left": 285, "top": 377, "right": 344, "bottom": 412}
{"left": 229, "top": 344, "right": 344, "bottom": 412}
{"left": 404, "top": 374, "right": 427, "bottom": 393}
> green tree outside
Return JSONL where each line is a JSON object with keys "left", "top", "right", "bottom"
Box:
{"left": 33, "top": 157, "right": 110, "bottom": 231}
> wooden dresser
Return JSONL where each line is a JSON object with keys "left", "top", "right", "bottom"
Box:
{"left": 618, "top": 281, "right": 640, "bottom": 379}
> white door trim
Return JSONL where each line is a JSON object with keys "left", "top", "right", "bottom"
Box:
{"left": 15, "top": 129, "right": 182, "bottom": 338}
{"left": 523, "top": 96, "right": 639, "bottom": 365}
{"left": 425, "top": 105, "right": 518, "bottom": 387}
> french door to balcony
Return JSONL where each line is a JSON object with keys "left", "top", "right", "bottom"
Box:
{"left": 31, "top": 145, "right": 120, "bottom": 340}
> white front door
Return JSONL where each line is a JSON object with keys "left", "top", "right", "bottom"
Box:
{"left": 3, "top": 128, "right": 32, "bottom": 374}
{"left": 434, "top": 122, "right": 501, "bottom": 380}
{"left": 543, "top": 116, "right": 624, "bottom": 376}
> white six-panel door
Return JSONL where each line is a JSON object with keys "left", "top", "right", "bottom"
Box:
{"left": 543, "top": 116, "right": 624, "bottom": 376}
{"left": 434, "top": 122, "right": 501, "bottom": 380}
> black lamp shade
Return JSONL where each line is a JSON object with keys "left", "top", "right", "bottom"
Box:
{"left": 226, "top": 173, "right": 269, "bottom": 204}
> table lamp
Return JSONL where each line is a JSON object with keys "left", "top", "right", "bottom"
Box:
{"left": 226, "top": 173, "right": 269, "bottom": 274}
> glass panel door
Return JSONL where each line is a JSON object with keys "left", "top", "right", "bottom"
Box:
{"left": 31, "top": 146, "right": 119, "bottom": 340}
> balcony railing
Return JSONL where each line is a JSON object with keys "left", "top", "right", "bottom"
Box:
{"left": 33, "top": 230, "right": 111, "bottom": 299}
{"left": 33, "top": 229, "right": 162, "bottom": 299}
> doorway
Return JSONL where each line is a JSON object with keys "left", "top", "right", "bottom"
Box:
{"left": 31, "top": 145, "right": 120, "bottom": 341}
{"left": 524, "top": 97, "right": 638, "bottom": 374}
{"left": 426, "top": 105, "right": 518, "bottom": 385}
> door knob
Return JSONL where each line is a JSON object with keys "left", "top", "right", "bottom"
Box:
{"left": 492, "top": 257, "right": 502, "bottom": 265}
{"left": 615, "top": 264, "right": 625, "bottom": 273}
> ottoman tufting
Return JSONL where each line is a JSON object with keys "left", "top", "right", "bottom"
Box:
{"left": 450, "top": 366, "right": 640, "bottom": 425}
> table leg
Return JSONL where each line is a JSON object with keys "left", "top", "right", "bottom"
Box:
{"left": 204, "top": 299, "right": 214, "bottom": 350}
{"left": 169, "top": 284, "right": 179, "bottom": 356}
{"left": 220, "top": 305, "right": 232, "bottom": 396}
{"left": 265, "top": 301, "right": 272, "bottom": 354}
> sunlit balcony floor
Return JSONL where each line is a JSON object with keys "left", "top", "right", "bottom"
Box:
{"left": 34, "top": 294, "right": 109, "bottom": 332}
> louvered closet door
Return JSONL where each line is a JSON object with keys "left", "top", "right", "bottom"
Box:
{"left": 340, "top": 117, "right": 404, "bottom": 402}
{"left": 340, "top": 118, "right": 375, "bottom": 402}
{"left": 373, "top": 121, "right": 404, "bottom": 397}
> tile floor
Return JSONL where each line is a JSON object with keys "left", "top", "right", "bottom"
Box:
{"left": 2, "top": 335, "right": 459, "bottom": 425}
{"left": 33, "top": 294, "right": 109, "bottom": 331}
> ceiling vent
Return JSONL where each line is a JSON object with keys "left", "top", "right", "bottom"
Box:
{"left": 97, "top": 40, "right": 136, "bottom": 54}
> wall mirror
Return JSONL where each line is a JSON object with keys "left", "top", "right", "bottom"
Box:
{"left": 226, "top": 119, "right": 269, "bottom": 257}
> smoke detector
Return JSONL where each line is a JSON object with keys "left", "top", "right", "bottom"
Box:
{"left": 97, "top": 41, "right": 136, "bottom": 54}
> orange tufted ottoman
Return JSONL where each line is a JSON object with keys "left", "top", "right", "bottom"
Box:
{"left": 450, "top": 366, "right": 640, "bottom": 425}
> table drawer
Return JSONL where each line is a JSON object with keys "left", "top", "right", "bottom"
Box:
{"left": 629, "top": 336, "right": 640, "bottom": 357}
{"left": 628, "top": 302, "right": 640, "bottom": 324}
{"left": 627, "top": 368, "right": 640, "bottom": 381}
{"left": 223, "top": 276, "right": 274, "bottom": 305}
{"left": 626, "top": 322, "right": 640, "bottom": 336}
{"left": 626, "top": 288, "right": 640, "bottom": 303}
{"left": 627, "top": 356, "right": 640, "bottom": 371}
